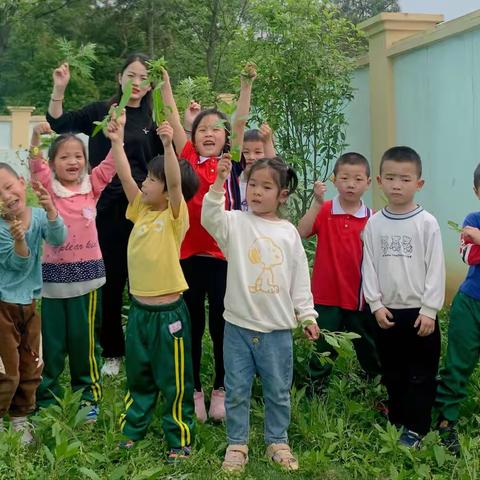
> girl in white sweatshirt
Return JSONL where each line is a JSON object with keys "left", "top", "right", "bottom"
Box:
{"left": 201, "top": 155, "right": 319, "bottom": 473}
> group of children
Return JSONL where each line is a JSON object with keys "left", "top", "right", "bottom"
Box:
{"left": 0, "top": 52, "right": 479, "bottom": 470}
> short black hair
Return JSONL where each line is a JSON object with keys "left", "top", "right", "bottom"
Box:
{"left": 0, "top": 162, "right": 20, "bottom": 179}
{"left": 333, "top": 152, "right": 370, "bottom": 177}
{"left": 474, "top": 163, "right": 480, "bottom": 190}
{"left": 243, "top": 129, "right": 262, "bottom": 143}
{"left": 380, "top": 146, "right": 422, "bottom": 177}
{"left": 148, "top": 155, "right": 200, "bottom": 201}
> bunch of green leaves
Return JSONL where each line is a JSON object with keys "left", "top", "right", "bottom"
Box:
{"left": 214, "top": 109, "right": 242, "bottom": 163}
{"left": 92, "top": 80, "right": 133, "bottom": 137}
{"left": 39, "top": 133, "right": 58, "bottom": 150}
{"left": 56, "top": 38, "right": 97, "bottom": 80}
{"left": 174, "top": 76, "right": 216, "bottom": 115}
{"left": 293, "top": 327, "right": 360, "bottom": 380}
{"left": 144, "top": 58, "right": 171, "bottom": 125}
{"left": 448, "top": 220, "right": 463, "bottom": 233}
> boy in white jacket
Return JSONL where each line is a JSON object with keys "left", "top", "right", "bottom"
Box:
{"left": 362, "top": 146, "right": 445, "bottom": 448}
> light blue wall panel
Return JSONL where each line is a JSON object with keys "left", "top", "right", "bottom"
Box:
{"left": 343, "top": 66, "right": 373, "bottom": 206}
{"left": 394, "top": 28, "right": 480, "bottom": 295}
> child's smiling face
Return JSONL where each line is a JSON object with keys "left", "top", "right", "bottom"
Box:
{"left": 193, "top": 114, "right": 226, "bottom": 158}
{"left": 52, "top": 138, "right": 87, "bottom": 186}
{"left": 0, "top": 168, "right": 27, "bottom": 220}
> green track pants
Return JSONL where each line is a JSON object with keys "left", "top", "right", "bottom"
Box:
{"left": 436, "top": 291, "right": 480, "bottom": 421}
{"left": 37, "top": 290, "right": 102, "bottom": 408}
{"left": 119, "top": 296, "right": 195, "bottom": 449}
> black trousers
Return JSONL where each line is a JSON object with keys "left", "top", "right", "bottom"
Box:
{"left": 377, "top": 308, "right": 440, "bottom": 435}
{"left": 181, "top": 256, "right": 227, "bottom": 391}
{"left": 96, "top": 198, "right": 132, "bottom": 358}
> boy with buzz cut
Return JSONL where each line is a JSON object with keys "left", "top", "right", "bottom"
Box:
{"left": 362, "top": 146, "right": 445, "bottom": 448}
{"left": 298, "top": 152, "right": 381, "bottom": 391}
{"left": 435, "top": 163, "right": 480, "bottom": 455}
{"left": 0, "top": 163, "right": 66, "bottom": 444}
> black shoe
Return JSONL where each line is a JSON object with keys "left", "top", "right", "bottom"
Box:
{"left": 399, "top": 429, "right": 422, "bottom": 448}
{"left": 438, "top": 419, "right": 460, "bottom": 455}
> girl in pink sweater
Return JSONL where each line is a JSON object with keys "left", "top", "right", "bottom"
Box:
{"left": 29, "top": 123, "right": 116, "bottom": 422}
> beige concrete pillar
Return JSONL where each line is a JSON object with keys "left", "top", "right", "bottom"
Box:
{"left": 359, "top": 13, "right": 443, "bottom": 208}
{"left": 7, "top": 106, "right": 35, "bottom": 149}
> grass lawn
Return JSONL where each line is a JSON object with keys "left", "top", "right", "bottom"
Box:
{"left": 3, "top": 310, "right": 480, "bottom": 479}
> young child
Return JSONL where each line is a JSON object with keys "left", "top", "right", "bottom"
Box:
{"left": 239, "top": 124, "right": 275, "bottom": 211}
{"left": 202, "top": 155, "right": 320, "bottom": 472}
{"left": 30, "top": 124, "right": 116, "bottom": 422}
{"left": 0, "top": 163, "right": 66, "bottom": 443}
{"left": 362, "top": 146, "right": 445, "bottom": 447}
{"left": 161, "top": 66, "right": 255, "bottom": 422}
{"left": 435, "top": 163, "right": 480, "bottom": 454}
{"left": 106, "top": 112, "right": 198, "bottom": 461}
{"left": 297, "top": 153, "right": 381, "bottom": 390}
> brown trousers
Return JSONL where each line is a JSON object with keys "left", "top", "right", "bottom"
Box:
{"left": 0, "top": 300, "right": 42, "bottom": 417}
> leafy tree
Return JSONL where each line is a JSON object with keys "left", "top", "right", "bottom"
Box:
{"left": 239, "top": 0, "right": 363, "bottom": 217}
{"left": 332, "top": 0, "right": 400, "bottom": 23}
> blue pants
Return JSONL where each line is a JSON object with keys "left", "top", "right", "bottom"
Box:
{"left": 223, "top": 322, "right": 293, "bottom": 445}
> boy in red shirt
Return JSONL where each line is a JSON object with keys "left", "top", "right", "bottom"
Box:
{"left": 298, "top": 152, "right": 381, "bottom": 392}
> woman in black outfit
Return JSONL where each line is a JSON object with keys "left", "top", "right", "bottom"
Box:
{"left": 47, "top": 53, "right": 164, "bottom": 376}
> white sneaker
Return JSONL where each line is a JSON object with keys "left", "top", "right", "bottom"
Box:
{"left": 101, "top": 357, "right": 121, "bottom": 376}
{"left": 11, "top": 416, "right": 34, "bottom": 445}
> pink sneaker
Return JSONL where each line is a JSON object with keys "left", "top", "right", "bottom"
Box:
{"left": 209, "top": 388, "right": 226, "bottom": 422}
{"left": 194, "top": 390, "right": 208, "bottom": 423}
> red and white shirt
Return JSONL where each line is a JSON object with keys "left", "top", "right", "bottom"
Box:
{"left": 310, "top": 197, "right": 372, "bottom": 310}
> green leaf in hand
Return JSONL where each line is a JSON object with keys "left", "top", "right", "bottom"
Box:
{"left": 448, "top": 220, "right": 463, "bottom": 233}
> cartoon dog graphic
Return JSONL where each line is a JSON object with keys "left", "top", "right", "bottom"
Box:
{"left": 248, "top": 237, "right": 284, "bottom": 294}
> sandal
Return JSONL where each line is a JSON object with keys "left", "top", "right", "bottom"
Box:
{"left": 266, "top": 443, "right": 299, "bottom": 471}
{"left": 167, "top": 446, "right": 191, "bottom": 464}
{"left": 222, "top": 444, "right": 248, "bottom": 472}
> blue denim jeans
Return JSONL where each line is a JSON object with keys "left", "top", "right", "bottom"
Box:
{"left": 223, "top": 322, "right": 293, "bottom": 445}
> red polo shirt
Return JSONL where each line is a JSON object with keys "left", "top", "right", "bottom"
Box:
{"left": 310, "top": 197, "right": 372, "bottom": 310}
{"left": 180, "top": 141, "right": 226, "bottom": 260}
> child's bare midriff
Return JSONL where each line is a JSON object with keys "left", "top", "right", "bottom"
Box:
{"left": 134, "top": 292, "right": 181, "bottom": 305}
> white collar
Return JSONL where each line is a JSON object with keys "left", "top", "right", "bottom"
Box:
{"left": 332, "top": 195, "right": 367, "bottom": 218}
{"left": 52, "top": 175, "right": 92, "bottom": 198}
{"left": 198, "top": 155, "right": 221, "bottom": 164}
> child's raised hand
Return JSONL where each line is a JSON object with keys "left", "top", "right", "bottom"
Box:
{"left": 106, "top": 108, "right": 126, "bottom": 143}
{"left": 313, "top": 181, "right": 327, "bottom": 204}
{"left": 259, "top": 123, "right": 273, "bottom": 143}
{"left": 463, "top": 226, "right": 480, "bottom": 245}
{"left": 374, "top": 307, "right": 395, "bottom": 329}
{"left": 217, "top": 154, "right": 232, "bottom": 182}
{"left": 414, "top": 314, "right": 435, "bottom": 337}
{"left": 240, "top": 62, "right": 257, "bottom": 85}
{"left": 52, "top": 63, "right": 70, "bottom": 89}
{"left": 33, "top": 123, "right": 53, "bottom": 137}
{"left": 156, "top": 121, "right": 174, "bottom": 147}
{"left": 184, "top": 101, "right": 201, "bottom": 130}
{"left": 303, "top": 321, "right": 320, "bottom": 341}
{"left": 9, "top": 219, "right": 25, "bottom": 241}
{"left": 32, "top": 181, "right": 57, "bottom": 219}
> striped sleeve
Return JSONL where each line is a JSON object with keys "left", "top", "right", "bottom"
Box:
{"left": 460, "top": 238, "right": 480, "bottom": 265}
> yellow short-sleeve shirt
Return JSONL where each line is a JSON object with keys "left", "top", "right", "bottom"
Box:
{"left": 126, "top": 193, "right": 189, "bottom": 296}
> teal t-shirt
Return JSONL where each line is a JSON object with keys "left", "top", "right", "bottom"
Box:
{"left": 0, "top": 208, "right": 67, "bottom": 304}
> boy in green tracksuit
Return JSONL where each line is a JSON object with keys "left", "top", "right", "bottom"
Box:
{"left": 106, "top": 111, "right": 199, "bottom": 461}
{"left": 435, "top": 164, "right": 480, "bottom": 455}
